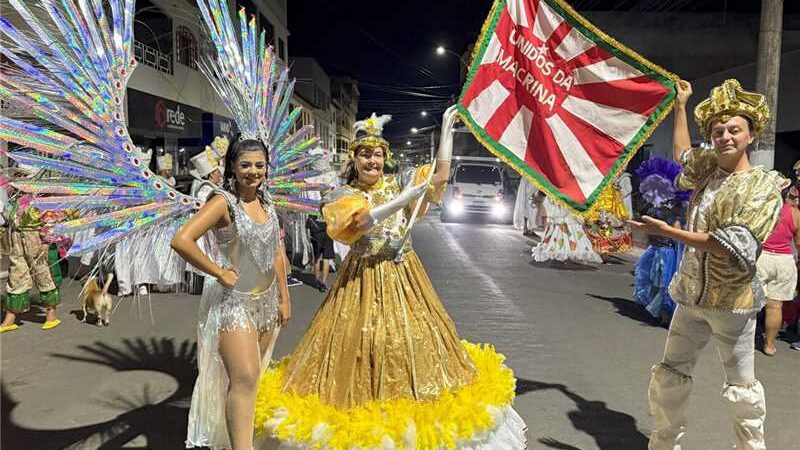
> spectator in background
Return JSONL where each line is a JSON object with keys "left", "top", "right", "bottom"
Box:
{"left": 307, "top": 214, "right": 334, "bottom": 292}
{"left": 157, "top": 152, "right": 176, "bottom": 187}
{"left": 0, "top": 191, "right": 62, "bottom": 332}
{"left": 513, "top": 178, "right": 539, "bottom": 236}
{"left": 616, "top": 171, "right": 634, "bottom": 221}
{"left": 756, "top": 188, "right": 800, "bottom": 356}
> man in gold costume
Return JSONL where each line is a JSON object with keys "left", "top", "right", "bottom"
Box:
{"left": 631, "top": 79, "right": 785, "bottom": 450}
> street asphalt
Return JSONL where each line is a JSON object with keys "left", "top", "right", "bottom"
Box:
{"left": 2, "top": 213, "right": 799, "bottom": 449}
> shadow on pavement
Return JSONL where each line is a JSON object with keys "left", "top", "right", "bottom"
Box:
{"left": 2, "top": 337, "right": 197, "bottom": 450}
{"left": 12, "top": 306, "right": 49, "bottom": 324}
{"left": 586, "top": 294, "right": 662, "bottom": 328}
{"left": 516, "top": 379, "right": 649, "bottom": 450}
{"left": 529, "top": 260, "right": 599, "bottom": 271}
{"left": 600, "top": 254, "right": 628, "bottom": 265}
{"left": 292, "top": 270, "right": 321, "bottom": 288}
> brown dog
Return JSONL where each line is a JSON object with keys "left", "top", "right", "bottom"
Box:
{"left": 80, "top": 274, "right": 114, "bottom": 326}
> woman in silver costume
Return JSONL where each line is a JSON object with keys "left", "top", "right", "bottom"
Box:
{"left": 172, "top": 139, "right": 291, "bottom": 450}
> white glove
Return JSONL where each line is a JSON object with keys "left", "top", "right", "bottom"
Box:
{"left": 368, "top": 180, "right": 428, "bottom": 227}
{"left": 436, "top": 105, "right": 459, "bottom": 162}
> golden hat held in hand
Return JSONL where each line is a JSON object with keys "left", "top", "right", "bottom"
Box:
{"left": 694, "top": 79, "right": 769, "bottom": 138}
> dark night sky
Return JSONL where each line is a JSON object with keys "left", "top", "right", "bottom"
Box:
{"left": 287, "top": 0, "right": 799, "bottom": 144}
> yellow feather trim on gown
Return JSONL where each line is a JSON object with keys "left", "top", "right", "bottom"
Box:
{"left": 254, "top": 341, "right": 517, "bottom": 450}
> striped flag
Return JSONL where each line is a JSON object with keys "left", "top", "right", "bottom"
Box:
{"left": 458, "top": 0, "right": 676, "bottom": 213}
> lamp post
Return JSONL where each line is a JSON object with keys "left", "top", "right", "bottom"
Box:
{"left": 436, "top": 45, "right": 469, "bottom": 90}
{"left": 408, "top": 124, "right": 438, "bottom": 160}
{"left": 436, "top": 46, "right": 461, "bottom": 59}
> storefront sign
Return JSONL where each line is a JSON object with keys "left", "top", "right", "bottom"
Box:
{"left": 128, "top": 89, "right": 203, "bottom": 138}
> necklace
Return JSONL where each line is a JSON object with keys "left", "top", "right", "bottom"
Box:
{"left": 353, "top": 175, "right": 384, "bottom": 192}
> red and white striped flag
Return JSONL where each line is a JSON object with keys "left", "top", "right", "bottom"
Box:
{"left": 458, "top": 0, "right": 676, "bottom": 212}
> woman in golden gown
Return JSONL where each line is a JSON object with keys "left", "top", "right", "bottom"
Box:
{"left": 255, "top": 109, "right": 527, "bottom": 449}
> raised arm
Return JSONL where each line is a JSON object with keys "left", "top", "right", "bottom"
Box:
{"left": 171, "top": 195, "right": 237, "bottom": 287}
{"left": 673, "top": 80, "right": 693, "bottom": 162}
{"left": 432, "top": 105, "right": 459, "bottom": 186}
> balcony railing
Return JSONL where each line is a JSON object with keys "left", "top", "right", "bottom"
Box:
{"left": 134, "top": 40, "right": 173, "bottom": 75}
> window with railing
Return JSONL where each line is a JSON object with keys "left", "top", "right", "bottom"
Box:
{"left": 134, "top": 40, "right": 172, "bottom": 74}
{"left": 134, "top": 0, "right": 173, "bottom": 74}
{"left": 176, "top": 26, "right": 198, "bottom": 70}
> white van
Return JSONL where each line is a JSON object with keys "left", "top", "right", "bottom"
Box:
{"left": 441, "top": 156, "right": 512, "bottom": 223}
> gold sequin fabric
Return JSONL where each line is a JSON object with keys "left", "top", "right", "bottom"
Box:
{"left": 693, "top": 79, "right": 769, "bottom": 138}
{"left": 281, "top": 166, "right": 476, "bottom": 409}
{"left": 670, "top": 146, "right": 784, "bottom": 313}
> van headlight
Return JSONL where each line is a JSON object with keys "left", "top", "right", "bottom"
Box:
{"left": 449, "top": 200, "right": 464, "bottom": 215}
{"left": 491, "top": 203, "right": 506, "bottom": 217}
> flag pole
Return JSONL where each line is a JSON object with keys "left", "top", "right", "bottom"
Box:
{"left": 394, "top": 156, "right": 438, "bottom": 262}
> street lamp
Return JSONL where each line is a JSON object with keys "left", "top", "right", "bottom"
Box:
{"left": 406, "top": 141, "right": 412, "bottom": 146}
{"left": 436, "top": 45, "right": 468, "bottom": 88}
{"left": 435, "top": 45, "right": 462, "bottom": 60}
{"left": 411, "top": 127, "right": 419, "bottom": 134}
{"left": 421, "top": 111, "right": 428, "bottom": 117}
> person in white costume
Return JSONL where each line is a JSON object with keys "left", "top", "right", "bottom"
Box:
{"left": 532, "top": 196, "right": 602, "bottom": 265}
{"left": 115, "top": 148, "right": 183, "bottom": 296}
{"left": 186, "top": 139, "right": 229, "bottom": 293}
{"left": 157, "top": 153, "right": 177, "bottom": 187}
{"left": 615, "top": 171, "right": 634, "bottom": 220}
{"left": 190, "top": 141, "right": 228, "bottom": 205}
{"left": 513, "top": 178, "right": 539, "bottom": 235}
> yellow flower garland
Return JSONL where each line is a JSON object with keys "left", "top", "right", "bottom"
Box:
{"left": 254, "top": 341, "right": 517, "bottom": 449}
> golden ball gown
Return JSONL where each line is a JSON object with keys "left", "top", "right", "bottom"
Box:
{"left": 254, "top": 166, "right": 527, "bottom": 449}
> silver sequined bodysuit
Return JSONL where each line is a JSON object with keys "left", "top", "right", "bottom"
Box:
{"left": 210, "top": 190, "right": 280, "bottom": 332}
{"left": 186, "top": 189, "right": 281, "bottom": 450}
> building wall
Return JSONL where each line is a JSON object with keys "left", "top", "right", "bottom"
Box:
{"left": 645, "top": 49, "right": 800, "bottom": 176}
{"left": 584, "top": 12, "right": 800, "bottom": 81}
{"left": 575, "top": 11, "right": 800, "bottom": 176}
{"left": 331, "top": 77, "right": 360, "bottom": 168}
{"left": 122, "top": 0, "right": 292, "bottom": 186}
{"left": 130, "top": 0, "right": 289, "bottom": 113}
{"left": 290, "top": 58, "right": 336, "bottom": 151}
{"left": 251, "top": 0, "right": 290, "bottom": 61}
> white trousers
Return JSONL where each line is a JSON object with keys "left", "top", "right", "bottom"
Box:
{"left": 648, "top": 305, "right": 766, "bottom": 450}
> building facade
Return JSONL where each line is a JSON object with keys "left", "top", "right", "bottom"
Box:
{"left": 331, "top": 77, "right": 361, "bottom": 170}
{"left": 125, "top": 0, "right": 290, "bottom": 189}
{"left": 290, "top": 57, "right": 336, "bottom": 154}
{"left": 577, "top": 11, "right": 800, "bottom": 176}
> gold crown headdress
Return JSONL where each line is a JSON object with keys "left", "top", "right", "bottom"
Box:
{"left": 694, "top": 79, "right": 769, "bottom": 138}
{"left": 349, "top": 113, "right": 393, "bottom": 160}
